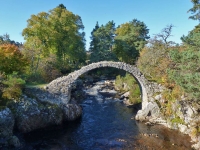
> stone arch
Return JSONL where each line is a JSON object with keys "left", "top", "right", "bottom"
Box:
{"left": 45, "top": 61, "right": 150, "bottom": 109}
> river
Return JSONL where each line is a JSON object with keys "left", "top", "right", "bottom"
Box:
{"left": 17, "top": 80, "right": 192, "bottom": 150}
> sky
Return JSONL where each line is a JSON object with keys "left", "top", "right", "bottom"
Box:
{"left": 0, "top": 0, "right": 198, "bottom": 50}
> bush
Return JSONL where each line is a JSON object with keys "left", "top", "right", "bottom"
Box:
{"left": 2, "top": 73, "right": 25, "bottom": 100}
{"left": 115, "top": 73, "right": 141, "bottom": 104}
{"left": 25, "top": 73, "right": 45, "bottom": 84}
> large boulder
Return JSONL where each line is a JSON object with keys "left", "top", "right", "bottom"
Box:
{"left": 135, "top": 102, "right": 160, "bottom": 121}
{"left": 0, "top": 107, "right": 20, "bottom": 147}
{"left": 0, "top": 107, "right": 14, "bottom": 138}
{"left": 7, "top": 96, "right": 63, "bottom": 133}
{"left": 25, "top": 87, "right": 83, "bottom": 121}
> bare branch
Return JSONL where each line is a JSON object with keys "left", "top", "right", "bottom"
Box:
{"left": 156, "top": 24, "right": 175, "bottom": 45}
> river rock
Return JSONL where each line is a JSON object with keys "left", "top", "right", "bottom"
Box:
{"left": 135, "top": 102, "right": 160, "bottom": 121}
{"left": 0, "top": 107, "right": 14, "bottom": 138}
{"left": 121, "top": 91, "right": 130, "bottom": 99}
{"left": 178, "top": 124, "right": 189, "bottom": 134}
{"left": 71, "top": 79, "right": 86, "bottom": 101}
{"left": 62, "top": 104, "right": 82, "bottom": 121}
{"left": 99, "top": 89, "right": 117, "bottom": 96}
{"left": 0, "top": 107, "right": 20, "bottom": 147}
{"left": 8, "top": 136, "right": 20, "bottom": 147}
{"left": 7, "top": 96, "right": 63, "bottom": 133}
{"left": 154, "top": 94, "right": 162, "bottom": 100}
{"left": 25, "top": 87, "right": 83, "bottom": 121}
{"left": 25, "top": 87, "right": 65, "bottom": 105}
{"left": 192, "top": 141, "right": 200, "bottom": 150}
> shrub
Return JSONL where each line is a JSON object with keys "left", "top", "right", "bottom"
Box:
{"left": 115, "top": 73, "right": 141, "bottom": 104}
{"left": 2, "top": 73, "right": 25, "bottom": 100}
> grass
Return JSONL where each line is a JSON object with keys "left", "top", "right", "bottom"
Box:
{"left": 25, "top": 83, "right": 48, "bottom": 89}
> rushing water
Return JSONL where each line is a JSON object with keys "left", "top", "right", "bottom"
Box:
{"left": 16, "top": 81, "right": 192, "bottom": 150}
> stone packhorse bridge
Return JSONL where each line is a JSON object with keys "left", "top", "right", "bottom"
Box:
{"left": 45, "top": 61, "right": 159, "bottom": 112}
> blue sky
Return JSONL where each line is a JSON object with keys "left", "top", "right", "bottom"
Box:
{"left": 0, "top": 0, "right": 198, "bottom": 50}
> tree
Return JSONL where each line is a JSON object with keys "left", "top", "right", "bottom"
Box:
{"left": 22, "top": 4, "right": 86, "bottom": 74}
{"left": 89, "top": 22, "right": 100, "bottom": 52}
{"left": 89, "top": 21, "right": 118, "bottom": 63}
{"left": 137, "top": 25, "right": 176, "bottom": 84}
{"left": 188, "top": 0, "right": 200, "bottom": 22}
{"left": 22, "top": 38, "right": 45, "bottom": 75}
{"left": 0, "top": 34, "right": 22, "bottom": 47}
{"left": 113, "top": 19, "right": 149, "bottom": 64}
{"left": 156, "top": 24, "right": 175, "bottom": 46}
{"left": 0, "top": 44, "right": 28, "bottom": 75}
{"left": 48, "top": 4, "right": 86, "bottom": 69}
{"left": 168, "top": 27, "right": 200, "bottom": 100}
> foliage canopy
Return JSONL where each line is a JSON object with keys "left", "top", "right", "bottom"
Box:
{"left": 22, "top": 4, "right": 86, "bottom": 73}
{"left": 113, "top": 19, "right": 149, "bottom": 64}
{"left": 0, "top": 44, "right": 28, "bottom": 75}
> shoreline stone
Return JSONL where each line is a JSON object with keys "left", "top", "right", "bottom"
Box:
{"left": 0, "top": 107, "right": 20, "bottom": 147}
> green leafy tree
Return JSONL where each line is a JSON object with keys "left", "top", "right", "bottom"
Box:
{"left": 48, "top": 4, "right": 86, "bottom": 70}
{"left": 113, "top": 19, "right": 149, "bottom": 64}
{"left": 22, "top": 4, "right": 86, "bottom": 75}
{"left": 188, "top": 0, "right": 200, "bottom": 22}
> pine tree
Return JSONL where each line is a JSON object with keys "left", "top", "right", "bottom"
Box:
{"left": 169, "top": 26, "right": 200, "bottom": 100}
{"left": 89, "top": 21, "right": 117, "bottom": 63}
{"left": 188, "top": 0, "right": 200, "bottom": 22}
